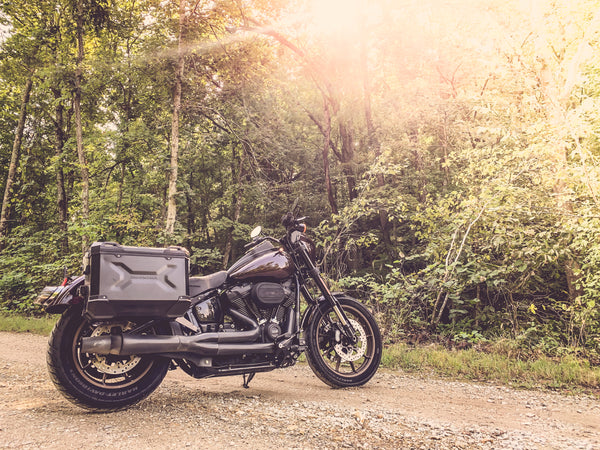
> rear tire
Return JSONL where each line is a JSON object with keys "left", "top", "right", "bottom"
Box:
{"left": 47, "top": 307, "right": 170, "bottom": 411}
{"left": 305, "top": 295, "right": 382, "bottom": 388}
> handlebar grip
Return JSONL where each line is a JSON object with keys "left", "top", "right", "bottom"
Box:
{"left": 294, "top": 223, "right": 307, "bottom": 233}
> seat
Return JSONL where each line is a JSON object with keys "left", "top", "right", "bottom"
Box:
{"left": 188, "top": 271, "right": 228, "bottom": 296}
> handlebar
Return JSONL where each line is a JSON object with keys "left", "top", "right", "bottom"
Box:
{"left": 281, "top": 212, "right": 308, "bottom": 231}
{"left": 244, "top": 235, "right": 281, "bottom": 249}
{"left": 242, "top": 212, "right": 308, "bottom": 251}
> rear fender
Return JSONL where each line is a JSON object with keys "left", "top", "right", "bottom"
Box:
{"left": 36, "top": 275, "right": 86, "bottom": 314}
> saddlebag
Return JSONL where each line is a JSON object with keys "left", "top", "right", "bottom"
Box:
{"left": 83, "top": 242, "right": 190, "bottom": 320}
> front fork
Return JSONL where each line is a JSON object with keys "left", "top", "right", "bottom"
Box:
{"left": 298, "top": 248, "right": 358, "bottom": 344}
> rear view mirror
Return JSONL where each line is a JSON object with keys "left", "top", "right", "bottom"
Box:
{"left": 250, "top": 226, "right": 262, "bottom": 239}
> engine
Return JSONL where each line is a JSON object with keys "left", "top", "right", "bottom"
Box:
{"left": 192, "top": 280, "right": 295, "bottom": 342}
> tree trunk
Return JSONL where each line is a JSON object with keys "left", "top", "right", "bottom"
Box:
{"left": 52, "top": 87, "right": 69, "bottom": 254}
{"left": 185, "top": 186, "right": 195, "bottom": 241}
{"left": 74, "top": 0, "right": 89, "bottom": 253}
{"left": 305, "top": 105, "right": 338, "bottom": 214}
{"left": 321, "top": 100, "right": 338, "bottom": 214}
{"left": 338, "top": 122, "right": 357, "bottom": 200}
{"left": 0, "top": 78, "right": 33, "bottom": 245}
{"left": 222, "top": 144, "right": 246, "bottom": 268}
{"left": 166, "top": 0, "right": 186, "bottom": 235}
{"left": 360, "top": 33, "right": 393, "bottom": 255}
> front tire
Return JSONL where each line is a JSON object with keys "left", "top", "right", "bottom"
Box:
{"left": 47, "top": 307, "right": 170, "bottom": 411}
{"left": 305, "top": 295, "right": 382, "bottom": 388}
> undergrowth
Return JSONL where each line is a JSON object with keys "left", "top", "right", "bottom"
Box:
{"left": 383, "top": 342, "right": 600, "bottom": 395}
{"left": 0, "top": 313, "right": 57, "bottom": 335}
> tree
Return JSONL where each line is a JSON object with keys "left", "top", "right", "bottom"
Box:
{"left": 69, "top": 0, "right": 109, "bottom": 250}
{"left": 165, "top": 0, "right": 186, "bottom": 235}
{"left": 0, "top": 78, "right": 33, "bottom": 245}
{"left": 1, "top": 0, "right": 600, "bottom": 356}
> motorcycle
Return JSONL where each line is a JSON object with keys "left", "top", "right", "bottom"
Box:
{"left": 36, "top": 213, "right": 382, "bottom": 411}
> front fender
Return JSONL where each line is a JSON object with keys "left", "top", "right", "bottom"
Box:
{"left": 36, "top": 275, "right": 85, "bottom": 314}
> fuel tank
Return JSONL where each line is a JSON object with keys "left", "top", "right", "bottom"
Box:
{"left": 228, "top": 242, "right": 294, "bottom": 281}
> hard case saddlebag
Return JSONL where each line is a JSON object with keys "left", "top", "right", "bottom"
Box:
{"left": 84, "top": 242, "right": 190, "bottom": 320}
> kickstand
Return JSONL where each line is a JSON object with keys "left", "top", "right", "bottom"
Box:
{"left": 242, "top": 372, "right": 256, "bottom": 389}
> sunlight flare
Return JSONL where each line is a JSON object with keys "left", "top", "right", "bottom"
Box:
{"left": 306, "top": 0, "right": 382, "bottom": 37}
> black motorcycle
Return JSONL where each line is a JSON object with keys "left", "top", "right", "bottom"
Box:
{"left": 37, "top": 213, "right": 382, "bottom": 411}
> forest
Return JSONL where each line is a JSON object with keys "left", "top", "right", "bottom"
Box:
{"left": 1, "top": 0, "right": 599, "bottom": 359}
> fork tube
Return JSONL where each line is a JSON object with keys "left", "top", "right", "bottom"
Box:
{"left": 294, "top": 275, "right": 301, "bottom": 335}
{"left": 296, "top": 245, "right": 357, "bottom": 340}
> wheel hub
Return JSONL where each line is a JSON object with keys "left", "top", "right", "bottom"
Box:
{"left": 334, "top": 318, "right": 367, "bottom": 362}
{"left": 87, "top": 324, "right": 141, "bottom": 375}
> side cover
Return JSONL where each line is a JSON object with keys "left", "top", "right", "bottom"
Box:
{"left": 84, "top": 242, "right": 190, "bottom": 320}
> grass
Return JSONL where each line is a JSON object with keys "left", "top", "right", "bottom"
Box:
{"left": 1, "top": 313, "right": 598, "bottom": 395}
{"left": 383, "top": 342, "right": 600, "bottom": 394}
{"left": 0, "top": 313, "right": 57, "bottom": 335}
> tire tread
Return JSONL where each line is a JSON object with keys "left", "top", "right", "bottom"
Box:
{"left": 305, "top": 296, "right": 382, "bottom": 388}
{"left": 46, "top": 308, "right": 169, "bottom": 412}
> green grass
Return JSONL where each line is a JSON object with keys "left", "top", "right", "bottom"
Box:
{"left": 1, "top": 313, "right": 598, "bottom": 395}
{"left": 0, "top": 313, "right": 57, "bottom": 335}
{"left": 382, "top": 342, "right": 600, "bottom": 394}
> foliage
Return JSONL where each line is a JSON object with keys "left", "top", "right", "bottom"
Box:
{"left": 1, "top": 0, "right": 600, "bottom": 359}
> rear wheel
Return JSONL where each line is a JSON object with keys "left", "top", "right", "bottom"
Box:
{"left": 47, "top": 307, "right": 170, "bottom": 411}
{"left": 305, "top": 295, "right": 382, "bottom": 388}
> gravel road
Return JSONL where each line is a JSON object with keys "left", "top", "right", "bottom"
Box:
{"left": 0, "top": 331, "right": 599, "bottom": 449}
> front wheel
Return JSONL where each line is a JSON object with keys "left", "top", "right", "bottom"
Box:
{"left": 47, "top": 307, "right": 170, "bottom": 411}
{"left": 305, "top": 295, "right": 382, "bottom": 388}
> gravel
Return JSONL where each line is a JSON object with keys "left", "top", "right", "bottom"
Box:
{"left": 0, "top": 331, "right": 598, "bottom": 449}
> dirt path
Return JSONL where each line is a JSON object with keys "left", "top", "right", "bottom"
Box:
{"left": 0, "top": 331, "right": 598, "bottom": 449}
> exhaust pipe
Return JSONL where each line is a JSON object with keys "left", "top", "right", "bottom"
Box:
{"left": 81, "top": 309, "right": 273, "bottom": 357}
{"left": 81, "top": 334, "right": 274, "bottom": 356}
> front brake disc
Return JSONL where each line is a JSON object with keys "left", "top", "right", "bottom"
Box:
{"left": 334, "top": 318, "right": 367, "bottom": 362}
